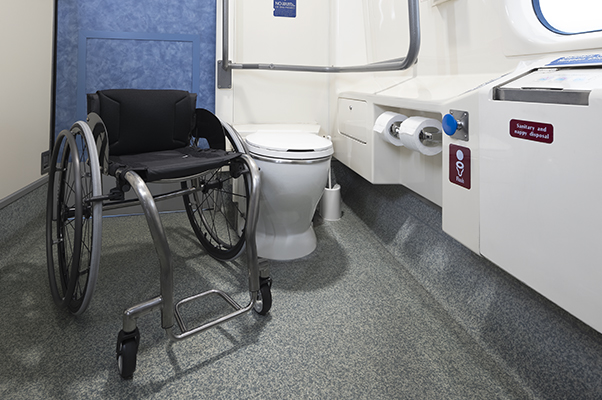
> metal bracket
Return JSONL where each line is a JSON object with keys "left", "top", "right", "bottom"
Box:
{"left": 449, "top": 109, "right": 469, "bottom": 141}
{"left": 217, "top": 61, "right": 232, "bottom": 89}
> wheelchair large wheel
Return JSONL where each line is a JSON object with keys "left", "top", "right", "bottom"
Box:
{"left": 182, "top": 163, "right": 250, "bottom": 260}
{"left": 46, "top": 121, "right": 102, "bottom": 315}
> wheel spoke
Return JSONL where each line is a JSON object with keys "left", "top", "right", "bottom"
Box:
{"left": 182, "top": 164, "right": 249, "bottom": 260}
{"left": 46, "top": 125, "right": 102, "bottom": 314}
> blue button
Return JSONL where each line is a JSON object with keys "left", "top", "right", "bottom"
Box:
{"left": 442, "top": 114, "right": 457, "bottom": 136}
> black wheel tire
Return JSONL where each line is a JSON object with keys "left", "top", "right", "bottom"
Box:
{"left": 182, "top": 165, "right": 249, "bottom": 261}
{"left": 46, "top": 123, "right": 102, "bottom": 315}
{"left": 116, "top": 328, "right": 140, "bottom": 379}
{"left": 117, "top": 339, "right": 138, "bottom": 379}
{"left": 46, "top": 132, "right": 81, "bottom": 310}
{"left": 254, "top": 277, "right": 272, "bottom": 316}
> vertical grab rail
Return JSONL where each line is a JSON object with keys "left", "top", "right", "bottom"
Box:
{"left": 218, "top": 0, "right": 421, "bottom": 87}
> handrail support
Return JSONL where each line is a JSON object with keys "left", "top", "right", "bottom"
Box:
{"left": 217, "top": 0, "right": 421, "bottom": 89}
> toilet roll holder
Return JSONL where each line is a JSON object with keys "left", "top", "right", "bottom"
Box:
{"left": 390, "top": 121, "right": 444, "bottom": 147}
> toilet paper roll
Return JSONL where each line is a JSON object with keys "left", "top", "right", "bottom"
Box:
{"left": 397, "top": 116, "right": 443, "bottom": 156}
{"left": 373, "top": 111, "right": 408, "bottom": 146}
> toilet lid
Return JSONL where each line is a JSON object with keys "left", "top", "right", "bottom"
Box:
{"left": 245, "top": 131, "right": 333, "bottom": 160}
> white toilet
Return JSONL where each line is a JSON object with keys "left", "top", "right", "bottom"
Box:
{"left": 236, "top": 124, "right": 334, "bottom": 260}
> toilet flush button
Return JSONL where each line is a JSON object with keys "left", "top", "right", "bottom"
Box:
{"left": 442, "top": 110, "right": 469, "bottom": 141}
{"left": 442, "top": 114, "right": 458, "bottom": 136}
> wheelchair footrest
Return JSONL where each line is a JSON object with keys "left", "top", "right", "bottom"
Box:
{"left": 173, "top": 289, "right": 254, "bottom": 340}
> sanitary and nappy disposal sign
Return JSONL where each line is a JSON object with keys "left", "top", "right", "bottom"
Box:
{"left": 510, "top": 119, "right": 553, "bottom": 144}
{"left": 274, "top": 0, "right": 296, "bottom": 17}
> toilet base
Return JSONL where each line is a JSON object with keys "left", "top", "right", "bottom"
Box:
{"left": 256, "top": 226, "right": 317, "bottom": 260}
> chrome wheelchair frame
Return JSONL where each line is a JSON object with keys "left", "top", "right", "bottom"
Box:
{"left": 46, "top": 102, "right": 271, "bottom": 379}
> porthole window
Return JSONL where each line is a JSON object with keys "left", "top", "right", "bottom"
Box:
{"left": 533, "top": 0, "right": 602, "bottom": 34}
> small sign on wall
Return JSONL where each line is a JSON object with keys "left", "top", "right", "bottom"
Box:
{"left": 509, "top": 119, "right": 554, "bottom": 144}
{"left": 450, "top": 144, "right": 471, "bottom": 190}
{"left": 274, "top": 0, "right": 296, "bottom": 18}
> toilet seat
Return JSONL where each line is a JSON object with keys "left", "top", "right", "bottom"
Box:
{"left": 244, "top": 130, "right": 333, "bottom": 160}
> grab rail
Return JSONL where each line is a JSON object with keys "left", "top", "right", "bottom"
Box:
{"left": 217, "top": 0, "right": 421, "bottom": 88}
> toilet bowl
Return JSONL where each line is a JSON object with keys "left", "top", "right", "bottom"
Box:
{"left": 237, "top": 124, "right": 333, "bottom": 260}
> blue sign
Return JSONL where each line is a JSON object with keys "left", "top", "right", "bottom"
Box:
{"left": 274, "top": 0, "right": 296, "bottom": 18}
{"left": 547, "top": 54, "right": 602, "bottom": 66}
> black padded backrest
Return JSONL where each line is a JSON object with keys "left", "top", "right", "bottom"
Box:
{"left": 87, "top": 89, "right": 197, "bottom": 156}
{"left": 195, "top": 108, "right": 226, "bottom": 150}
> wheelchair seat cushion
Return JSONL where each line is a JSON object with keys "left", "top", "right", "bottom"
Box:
{"left": 109, "top": 147, "right": 241, "bottom": 182}
{"left": 88, "top": 89, "right": 196, "bottom": 156}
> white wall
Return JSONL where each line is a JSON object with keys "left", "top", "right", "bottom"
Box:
{"left": 0, "top": 0, "right": 54, "bottom": 202}
{"left": 216, "top": 0, "right": 519, "bottom": 134}
{"left": 216, "top": 0, "right": 331, "bottom": 130}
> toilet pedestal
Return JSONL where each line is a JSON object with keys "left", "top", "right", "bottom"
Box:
{"left": 256, "top": 225, "right": 317, "bottom": 260}
{"left": 239, "top": 126, "right": 333, "bottom": 261}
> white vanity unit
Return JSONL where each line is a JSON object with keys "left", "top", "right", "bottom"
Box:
{"left": 480, "top": 56, "right": 602, "bottom": 332}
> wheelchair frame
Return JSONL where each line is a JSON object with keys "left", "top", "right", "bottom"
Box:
{"left": 46, "top": 112, "right": 271, "bottom": 379}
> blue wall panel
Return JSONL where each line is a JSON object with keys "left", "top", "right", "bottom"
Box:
{"left": 55, "top": 0, "right": 216, "bottom": 134}
{"left": 85, "top": 36, "right": 195, "bottom": 92}
{"left": 77, "top": 31, "right": 200, "bottom": 118}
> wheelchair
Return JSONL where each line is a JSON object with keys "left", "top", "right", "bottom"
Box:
{"left": 45, "top": 89, "right": 272, "bottom": 379}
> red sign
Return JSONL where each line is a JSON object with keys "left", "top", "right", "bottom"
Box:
{"left": 450, "top": 144, "right": 471, "bottom": 190}
{"left": 510, "top": 119, "right": 554, "bottom": 144}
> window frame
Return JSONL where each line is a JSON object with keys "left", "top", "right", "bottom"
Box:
{"left": 533, "top": 0, "right": 602, "bottom": 35}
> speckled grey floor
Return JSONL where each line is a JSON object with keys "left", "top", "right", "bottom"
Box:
{"left": 1, "top": 163, "right": 602, "bottom": 399}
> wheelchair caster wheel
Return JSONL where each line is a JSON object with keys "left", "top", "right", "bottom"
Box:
{"left": 116, "top": 328, "right": 140, "bottom": 379}
{"left": 253, "top": 277, "right": 272, "bottom": 316}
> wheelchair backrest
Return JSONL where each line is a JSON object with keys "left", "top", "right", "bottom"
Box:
{"left": 87, "top": 89, "right": 197, "bottom": 156}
